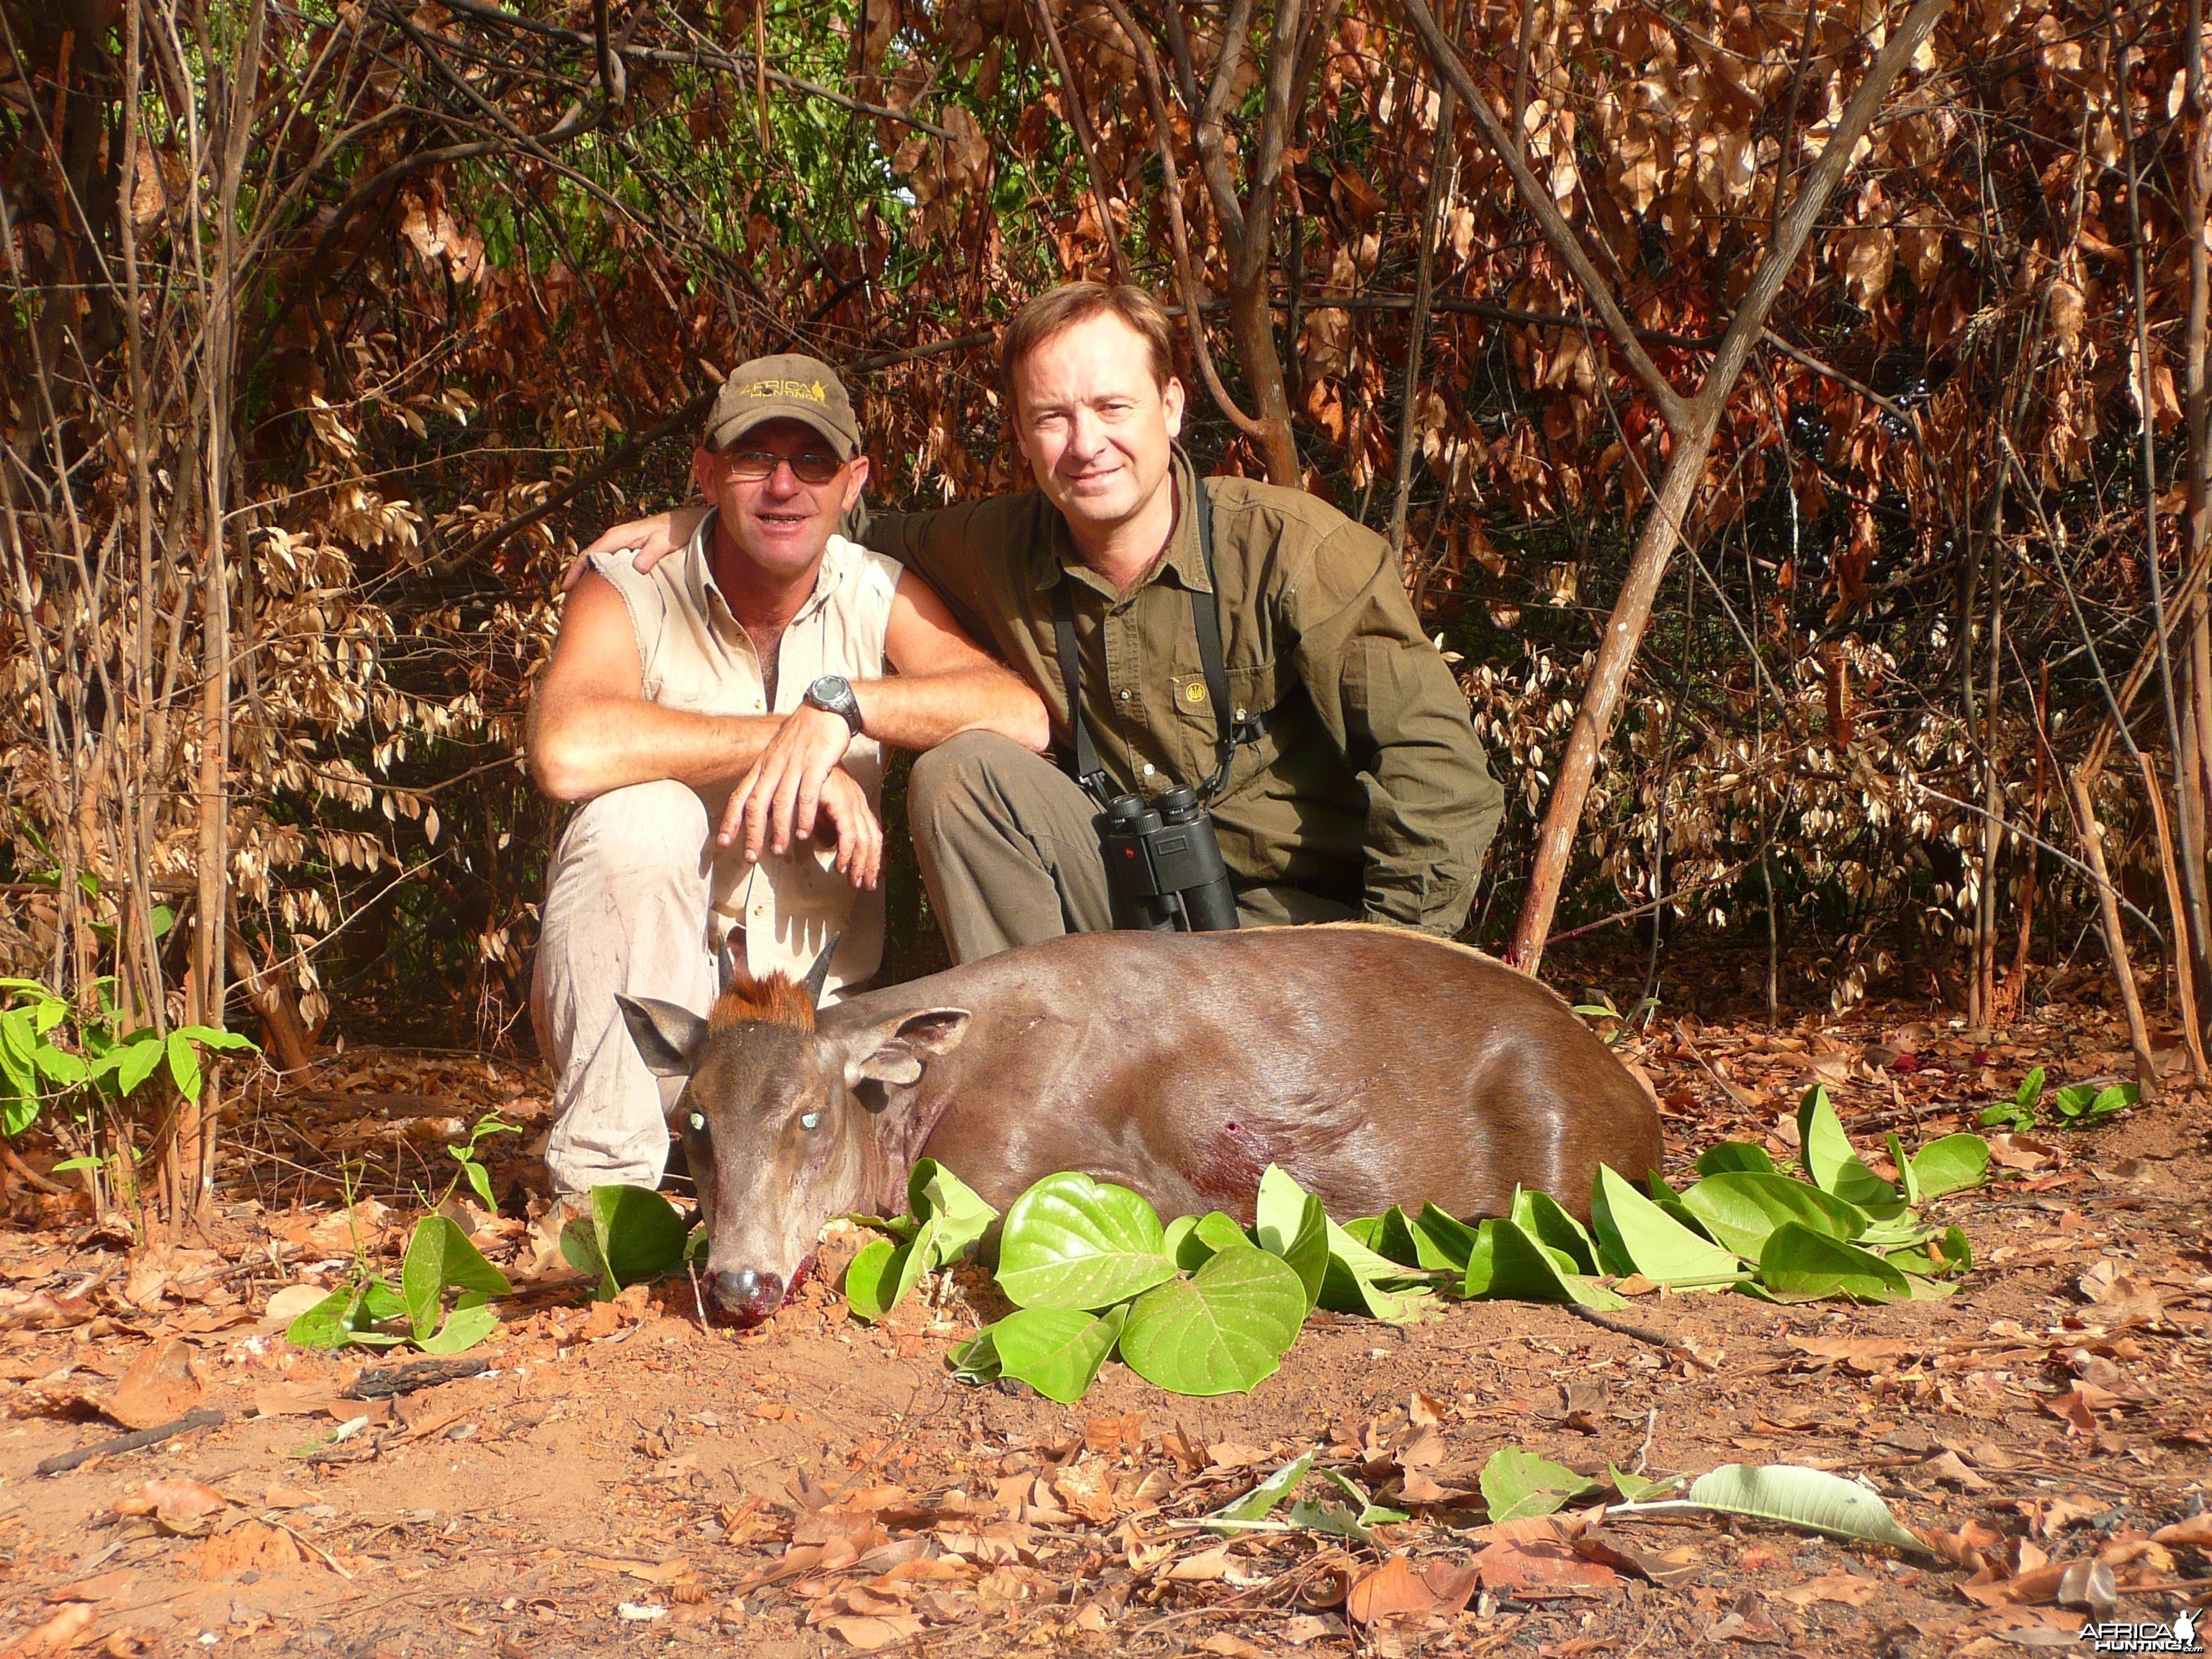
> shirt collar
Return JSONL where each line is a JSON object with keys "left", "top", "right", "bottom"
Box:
{"left": 1030, "top": 447, "right": 1213, "bottom": 597}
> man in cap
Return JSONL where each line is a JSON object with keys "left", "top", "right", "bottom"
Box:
{"left": 527, "top": 354, "right": 1046, "bottom": 1207}
{"left": 576, "top": 288, "right": 1502, "bottom": 962}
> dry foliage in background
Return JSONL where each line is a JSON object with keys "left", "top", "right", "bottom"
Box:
{"left": 5, "top": 0, "right": 2211, "bottom": 1214}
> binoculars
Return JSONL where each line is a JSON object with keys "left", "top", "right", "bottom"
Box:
{"left": 1098, "top": 786, "right": 1240, "bottom": 932}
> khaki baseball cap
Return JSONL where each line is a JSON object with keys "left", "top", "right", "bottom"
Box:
{"left": 703, "top": 354, "right": 860, "bottom": 460}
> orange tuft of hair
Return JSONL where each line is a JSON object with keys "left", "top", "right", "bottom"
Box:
{"left": 709, "top": 970, "right": 817, "bottom": 1030}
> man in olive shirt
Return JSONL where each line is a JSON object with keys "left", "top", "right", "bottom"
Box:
{"left": 580, "top": 283, "right": 1502, "bottom": 961}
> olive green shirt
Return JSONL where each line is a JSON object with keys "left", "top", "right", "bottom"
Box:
{"left": 861, "top": 456, "right": 1503, "bottom": 935}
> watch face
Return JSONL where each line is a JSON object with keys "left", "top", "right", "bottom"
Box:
{"left": 813, "top": 675, "right": 852, "bottom": 702}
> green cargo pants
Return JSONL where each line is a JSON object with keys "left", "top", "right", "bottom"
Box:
{"left": 906, "top": 732, "right": 1354, "bottom": 964}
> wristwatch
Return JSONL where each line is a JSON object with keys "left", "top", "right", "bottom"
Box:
{"left": 803, "top": 673, "right": 864, "bottom": 737}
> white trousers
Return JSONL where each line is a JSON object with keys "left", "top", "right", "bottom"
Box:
{"left": 529, "top": 781, "right": 719, "bottom": 1195}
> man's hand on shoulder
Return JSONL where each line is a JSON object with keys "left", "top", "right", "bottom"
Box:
{"left": 559, "top": 505, "right": 708, "bottom": 592}
{"left": 716, "top": 703, "right": 859, "bottom": 866}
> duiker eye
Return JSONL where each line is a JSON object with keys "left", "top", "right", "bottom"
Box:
{"left": 799, "top": 1111, "right": 822, "bottom": 1130}
{"left": 687, "top": 1112, "right": 706, "bottom": 1133}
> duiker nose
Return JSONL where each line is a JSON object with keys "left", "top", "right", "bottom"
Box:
{"left": 711, "top": 1268, "right": 785, "bottom": 1321}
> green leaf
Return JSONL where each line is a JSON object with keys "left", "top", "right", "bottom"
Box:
{"left": 359, "top": 1280, "right": 408, "bottom": 1323}
{"left": 1479, "top": 1446, "right": 1599, "bottom": 1524}
{"left": 1411, "top": 1204, "right": 1479, "bottom": 1271}
{"left": 1364, "top": 1206, "right": 1429, "bottom": 1269}
{"left": 415, "top": 1292, "right": 498, "bottom": 1354}
{"left": 989, "top": 1304, "right": 1128, "bottom": 1404}
{"left": 843, "top": 1238, "right": 896, "bottom": 1321}
{"left": 1118, "top": 1244, "right": 1306, "bottom": 1396}
{"left": 2085, "top": 1084, "right": 2138, "bottom": 1123}
{"left": 907, "top": 1160, "right": 997, "bottom": 1264}
{"left": 1162, "top": 1214, "right": 1205, "bottom": 1271}
{"left": 169, "top": 1025, "right": 258, "bottom": 1053}
{"left": 401, "top": 1215, "right": 510, "bottom": 1339}
{"left": 1511, "top": 1187, "right": 1599, "bottom": 1275}
{"left": 945, "top": 1326, "right": 1002, "bottom": 1384}
{"left": 1252, "top": 1165, "right": 1328, "bottom": 1313}
{"left": 1678, "top": 1171, "right": 1869, "bottom": 1258}
{"left": 32, "top": 1043, "right": 86, "bottom": 1086}
{"left": 1757, "top": 1222, "right": 1912, "bottom": 1304}
{"left": 1885, "top": 1133, "right": 1922, "bottom": 1208}
{"left": 1683, "top": 1463, "right": 1930, "bottom": 1555}
{"left": 165, "top": 1032, "right": 202, "bottom": 1103}
{"left": 1591, "top": 1166, "right": 1745, "bottom": 1288}
{"left": 1907, "top": 1134, "right": 1990, "bottom": 1197}
{"left": 560, "top": 1185, "right": 688, "bottom": 1300}
{"left": 462, "top": 1158, "right": 496, "bottom": 1212}
{"left": 846, "top": 1219, "right": 940, "bottom": 1323}
{"left": 996, "top": 1174, "right": 1175, "bottom": 1311}
{"left": 1609, "top": 1463, "right": 1672, "bottom": 1503}
{"left": 285, "top": 1288, "right": 357, "bottom": 1350}
{"left": 49, "top": 1156, "right": 101, "bottom": 1173}
{"left": 2015, "top": 1066, "right": 2047, "bottom": 1111}
{"left": 115, "top": 1033, "right": 166, "bottom": 1097}
{"left": 1464, "top": 1217, "right": 1627, "bottom": 1310}
{"left": 1319, "top": 1217, "right": 1440, "bottom": 1323}
{"left": 1696, "top": 1141, "right": 1775, "bottom": 1176}
{"left": 1795, "top": 1087, "right": 1899, "bottom": 1213}
{"left": 1210, "top": 1450, "right": 1316, "bottom": 1532}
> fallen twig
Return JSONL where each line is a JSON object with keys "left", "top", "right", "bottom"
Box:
{"left": 37, "top": 1407, "right": 226, "bottom": 1475}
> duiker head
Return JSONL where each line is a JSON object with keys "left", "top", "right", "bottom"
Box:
{"left": 616, "top": 974, "right": 969, "bottom": 1321}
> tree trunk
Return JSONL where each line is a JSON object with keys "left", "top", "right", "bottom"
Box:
{"left": 2072, "top": 770, "right": 2162, "bottom": 1100}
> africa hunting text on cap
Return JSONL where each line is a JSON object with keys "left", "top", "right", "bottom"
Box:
{"left": 703, "top": 354, "right": 861, "bottom": 461}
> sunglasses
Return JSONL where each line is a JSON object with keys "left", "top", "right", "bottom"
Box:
{"left": 721, "top": 447, "right": 845, "bottom": 485}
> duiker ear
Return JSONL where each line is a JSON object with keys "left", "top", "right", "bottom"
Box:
{"left": 616, "top": 994, "right": 709, "bottom": 1078}
{"left": 845, "top": 1008, "right": 971, "bottom": 1090}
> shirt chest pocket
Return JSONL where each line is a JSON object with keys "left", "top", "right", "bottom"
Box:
{"left": 1169, "top": 659, "right": 1280, "bottom": 732}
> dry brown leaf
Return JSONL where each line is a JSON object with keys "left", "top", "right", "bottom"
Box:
{"left": 1915, "top": 1519, "right": 2004, "bottom": 1570}
{"left": 1773, "top": 1569, "right": 1880, "bottom": 1607}
{"left": 1959, "top": 1561, "right": 2069, "bottom": 1607}
{"left": 1925, "top": 1449, "right": 1992, "bottom": 1491}
{"left": 1474, "top": 1539, "right": 1619, "bottom": 1592}
{"left": 1082, "top": 1413, "right": 1144, "bottom": 1455}
{"left": 1, "top": 1602, "right": 96, "bottom": 1657}
{"left": 1786, "top": 1335, "right": 1909, "bottom": 1371}
{"left": 1420, "top": 1560, "right": 1482, "bottom": 1613}
{"left": 1346, "top": 1555, "right": 1440, "bottom": 1624}
{"left": 1196, "top": 1637, "right": 1266, "bottom": 1659}
{"left": 45, "top": 1570, "right": 135, "bottom": 1604}
{"left": 1163, "top": 1542, "right": 1238, "bottom": 1583}
{"left": 822, "top": 1614, "right": 925, "bottom": 1651}
{"left": 1470, "top": 1512, "right": 1583, "bottom": 1545}
{"left": 2152, "top": 1513, "right": 2212, "bottom": 1547}
{"left": 107, "top": 1338, "right": 202, "bottom": 1430}
{"left": 114, "top": 1476, "right": 229, "bottom": 1533}
{"left": 252, "top": 1382, "right": 341, "bottom": 1419}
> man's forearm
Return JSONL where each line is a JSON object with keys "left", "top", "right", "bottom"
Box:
{"left": 529, "top": 695, "right": 784, "bottom": 802}
{"left": 854, "top": 666, "right": 1050, "bottom": 754}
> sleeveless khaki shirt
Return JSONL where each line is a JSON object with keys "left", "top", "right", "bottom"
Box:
{"left": 588, "top": 513, "right": 902, "bottom": 997}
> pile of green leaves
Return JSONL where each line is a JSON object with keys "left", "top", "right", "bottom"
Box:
{"left": 1422, "top": 1086, "right": 1991, "bottom": 1310}
{"left": 843, "top": 1089, "right": 1992, "bottom": 1402}
{"left": 1979, "top": 1066, "right": 2139, "bottom": 1133}
{"left": 287, "top": 1215, "right": 511, "bottom": 1354}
